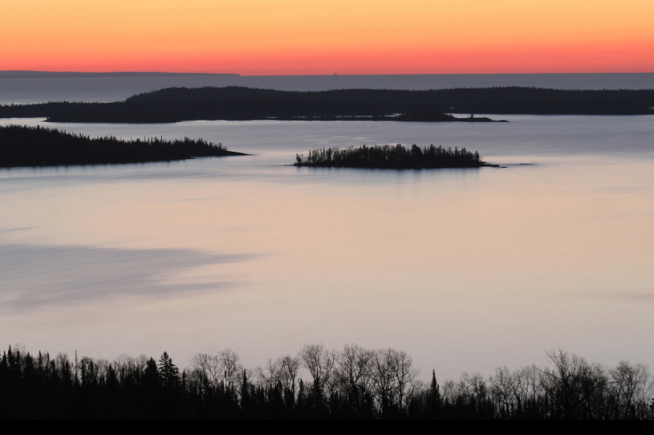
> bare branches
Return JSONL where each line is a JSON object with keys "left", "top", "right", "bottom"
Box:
{"left": 191, "top": 349, "right": 244, "bottom": 391}
{"left": 610, "top": 361, "right": 652, "bottom": 419}
{"left": 2, "top": 344, "right": 653, "bottom": 419}
{"left": 300, "top": 344, "right": 336, "bottom": 396}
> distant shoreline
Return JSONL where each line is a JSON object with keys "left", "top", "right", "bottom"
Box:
{"left": 1, "top": 86, "right": 651, "bottom": 124}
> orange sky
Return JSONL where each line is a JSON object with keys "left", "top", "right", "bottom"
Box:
{"left": 1, "top": 0, "right": 653, "bottom": 75}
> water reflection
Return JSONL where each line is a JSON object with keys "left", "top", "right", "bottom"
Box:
{"left": 0, "top": 242, "right": 257, "bottom": 310}
{"left": 0, "top": 116, "right": 653, "bottom": 378}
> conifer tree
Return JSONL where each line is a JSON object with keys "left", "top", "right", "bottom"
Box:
{"left": 158, "top": 352, "right": 180, "bottom": 388}
{"left": 143, "top": 357, "right": 159, "bottom": 388}
{"left": 241, "top": 369, "right": 250, "bottom": 414}
{"left": 427, "top": 370, "right": 441, "bottom": 419}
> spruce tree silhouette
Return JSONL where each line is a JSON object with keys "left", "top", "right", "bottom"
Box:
{"left": 158, "top": 352, "right": 180, "bottom": 389}
{"left": 427, "top": 370, "right": 441, "bottom": 418}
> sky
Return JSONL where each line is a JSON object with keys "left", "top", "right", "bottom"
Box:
{"left": 1, "top": 0, "right": 653, "bottom": 75}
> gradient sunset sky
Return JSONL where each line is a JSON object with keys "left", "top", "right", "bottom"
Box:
{"left": 2, "top": 0, "right": 653, "bottom": 75}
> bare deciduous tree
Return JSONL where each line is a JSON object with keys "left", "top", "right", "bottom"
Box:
{"left": 278, "top": 355, "right": 301, "bottom": 395}
{"left": 219, "top": 349, "right": 243, "bottom": 389}
{"left": 256, "top": 358, "right": 281, "bottom": 389}
{"left": 543, "top": 349, "right": 610, "bottom": 419}
{"left": 388, "top": 349, "right": 419, "bottom": 410}
{"left": 610, "top": 361, "right": 652, "bottom": 419}
{"left": 300, "top": 344, "right": 336, "bottom": 398}
{"left": 191, "top": 353, "right": 223, "bottom": 388}
{"left": 491, "top": 366, "right": 517, "bottom": 416}
{"left": 335, "top": 344, "right": 374, "bottom": 396}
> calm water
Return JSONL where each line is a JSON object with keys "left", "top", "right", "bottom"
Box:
{"left": 1, "top": 113, "right": 653, "bottom": 380}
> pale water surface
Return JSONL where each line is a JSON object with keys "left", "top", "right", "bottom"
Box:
{"left": 1, "top": 113, "right": 653, "bottom": 379}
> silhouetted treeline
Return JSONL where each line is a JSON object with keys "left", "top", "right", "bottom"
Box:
{"left": 0, "top": 125, "right": 246, "bottom": 168}
{"left": 1, "top": 86, "right": 652, "bottom": 123}
{"left": 295, "top": 144, "right": 489, "bottom": 169}
{"left": 395, "top": 112, "right": 500, "bottom": 122}
{"left": 2, "top": 344, "right": 652, "bottom": 419}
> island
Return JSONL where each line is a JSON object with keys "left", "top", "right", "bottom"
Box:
{"left": 1, "top": 86, "right": 652, "bottom": 124}
{"left": 294, "top": 144, "right": 496, "bottom": 169}
{"left": 0, "top": 125, "right": 247, "bottom": 168}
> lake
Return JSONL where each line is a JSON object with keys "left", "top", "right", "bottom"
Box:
{"left": 0, "top": 74, "right": 653, "bottom": 380}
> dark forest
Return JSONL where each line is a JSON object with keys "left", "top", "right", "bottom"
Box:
{"left": 0, "top": 86, "right": 652, "bottom": 123}
{"left": 1, "top": 344, "right": 652, "bottom": 419}
{"left": 294, "top": 144, "right": 490, "bottom": 169}
{"left": 0, "top": 125, "right": 246, "bottom": 168}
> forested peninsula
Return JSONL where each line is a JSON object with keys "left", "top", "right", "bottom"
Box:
{"left": 295, "top": 144, "right": 494, "bottom": 169}
{"left": 0, "top": 125, "right": 246, "bottom": 168}
{"left": 2, "top": 344, "right": 652, "bottom": 420}
{"left": 1, "top": 86, "right": 652, "bottom": 124}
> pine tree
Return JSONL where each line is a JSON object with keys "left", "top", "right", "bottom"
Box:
{"left": 158, "top": 352, "right": 179, "bottom": 389}
{"left": 427, "top": 370, "right": 441, "bottom": 419}
{"left": 241, "top": 369, "right": 250, "bottom": 415}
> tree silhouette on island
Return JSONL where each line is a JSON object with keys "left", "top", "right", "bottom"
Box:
{"left": 294, "top": 144, "right": 496, "bottom": 169}
{"left": 0, "top": 125, "right": 247, "bottom": 168}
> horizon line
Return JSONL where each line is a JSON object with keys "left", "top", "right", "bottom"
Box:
{"left": 2, "top": 70, "right": 654, "bottom": 78}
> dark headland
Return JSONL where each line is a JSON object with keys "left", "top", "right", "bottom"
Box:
{"left": 295, "top": 144, "right": 496, "bottom": 169}
{"left": 0, "top": 125, "right": 246, "bottom": 168}
{"left": 2, "top": 86, "right": 652, "bottom": 124}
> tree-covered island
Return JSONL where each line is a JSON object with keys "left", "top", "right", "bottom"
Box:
{"left": 295, "top": 144, "right": 496, "bottom": 169}
{"left": 0, "top": 125, "right": 247, "bottom": 168}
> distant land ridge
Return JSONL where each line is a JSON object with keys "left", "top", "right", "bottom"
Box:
{"left": 0, "top": 86, "right": 652, "bottom": 123}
